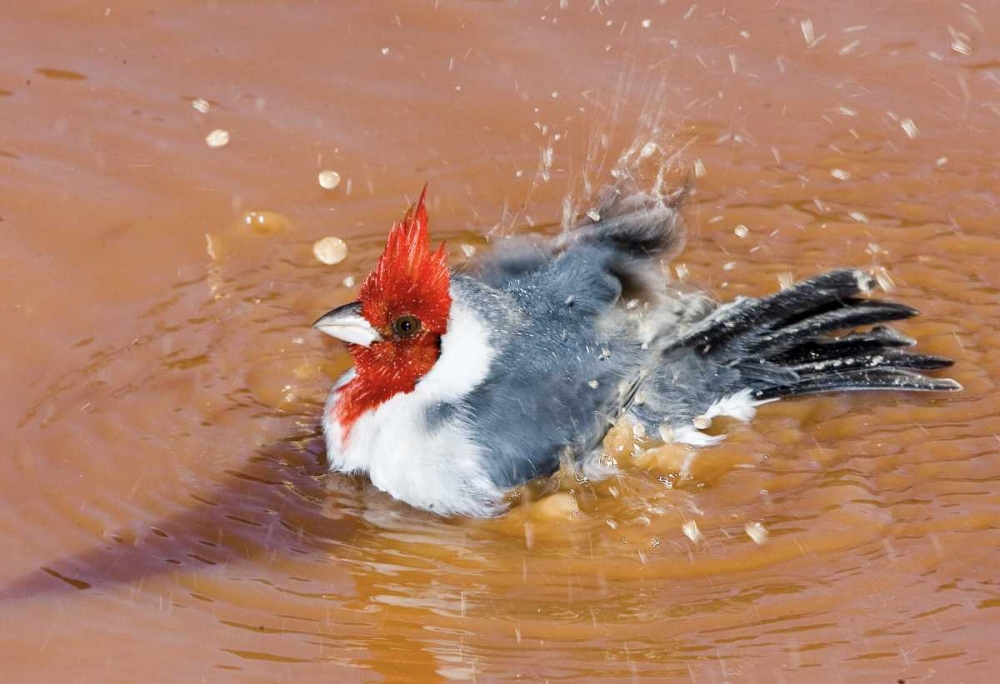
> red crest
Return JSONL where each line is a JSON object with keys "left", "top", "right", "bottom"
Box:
{"left": 335, "top": 187, "right": 452, "bottom": 436}
{"left": 358, "top": 186, "right": 451, "bottom": 334}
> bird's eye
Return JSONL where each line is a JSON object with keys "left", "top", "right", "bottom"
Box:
{"left": 392, "top": 314, "right": 422, "bottom": 338}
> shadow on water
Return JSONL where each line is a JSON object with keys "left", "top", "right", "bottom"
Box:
{"left": 0, "top": 429, "right": 364, "bottom": 601}
{"left": 2, "top": 426, "right": 460, "bottom": 678}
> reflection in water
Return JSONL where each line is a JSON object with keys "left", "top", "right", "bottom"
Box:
{"left": 34, "top": 67, "right": 88, "bottom": 81}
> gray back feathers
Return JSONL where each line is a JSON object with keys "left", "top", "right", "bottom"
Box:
{"left": 436, "top": 189, "right": 958, "bottom": 489}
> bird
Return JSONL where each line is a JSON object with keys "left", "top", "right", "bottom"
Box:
{"left": 313, "top": 184, "right": 960, "bottom": 517}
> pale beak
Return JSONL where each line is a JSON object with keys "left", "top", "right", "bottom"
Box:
{"left": 313, "top": 302, "right": 382, "bottom": 347}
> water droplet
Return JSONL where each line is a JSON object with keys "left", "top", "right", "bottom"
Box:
{"left": 313, "top": 237, "right": 348, "bottom": 265}
{"left": 745, "top": 521, "right": 769, "bottom": 544}
{"left": 318, "top": 170, "right": 341, "bottom": 190}
{"left": 682, "top": 520, "right": 702, "bottom": 543}
{"left": 205, "top": 129, "right": 229, "bottom": 148}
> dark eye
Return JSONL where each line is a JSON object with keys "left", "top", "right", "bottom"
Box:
{"left": 392, "top": 314, "right": 422, "bottom": 338}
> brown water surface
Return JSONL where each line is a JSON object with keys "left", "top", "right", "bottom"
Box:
{"left": 2, "top": 1, "right": 999, "bottom": 681}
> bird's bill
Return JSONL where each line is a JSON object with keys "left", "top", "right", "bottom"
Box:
{"left": 313, "top": 302, "right": 382, "bottom": 347}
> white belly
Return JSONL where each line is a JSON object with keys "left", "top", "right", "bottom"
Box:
{"left": 321, "top": 300, "right": 504, "bottom": 517}
{"left": 323, "top": 387, "right": 503, "bottom": 516}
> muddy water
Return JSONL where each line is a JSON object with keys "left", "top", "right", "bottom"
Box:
{"left": 2, "top": 1, "right": 998, "bottom": 681}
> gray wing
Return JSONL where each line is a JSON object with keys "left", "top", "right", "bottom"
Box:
{"left": 455, "top": 185, "right": 686, "bottom": 487}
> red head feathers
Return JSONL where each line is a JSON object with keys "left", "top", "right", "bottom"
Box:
{"left": 358, "top": 186, "right": 451, "bottom": 334}
{"left": 336, "top": 187, "right": 452, "bottom": 434}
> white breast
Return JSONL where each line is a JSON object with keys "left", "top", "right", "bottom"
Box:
{"left": 322, "top": 300, "right": 503, "bottom": 516}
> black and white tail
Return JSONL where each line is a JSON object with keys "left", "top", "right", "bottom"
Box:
{"left": 668, "top": 269, "right": 961, "bottom": 400}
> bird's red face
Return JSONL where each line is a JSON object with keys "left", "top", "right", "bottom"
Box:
{"left": 314, "top": 188, "right": 452, "bottom": 435}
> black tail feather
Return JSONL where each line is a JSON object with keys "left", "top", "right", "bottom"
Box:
{"left": 670, "top": 269, "right": 961, "bottom": 400}
{"left": 754, "top": 368, "right": 961, "bottom": 400}
{"left": 680, "top": 270, "right": 871, "bottom": 352}
{"left": 769, "top": 325, "right": 915, "bottom": 365}
{"left": 748, "top": 300, "right": 919, "bottom": 357}
{"left": 788, "top": 348, "right": 955, "bottom": 375}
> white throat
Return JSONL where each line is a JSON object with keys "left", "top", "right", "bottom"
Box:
{"left": 322, "top": 297, "right": 502, "bottom": 516}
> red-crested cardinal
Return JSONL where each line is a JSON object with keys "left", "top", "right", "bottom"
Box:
{"left": 314, "top": 186, "right": 960, "bottom": 516}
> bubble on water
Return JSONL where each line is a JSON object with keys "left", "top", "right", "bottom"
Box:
{"left": 900, "top": 118, "right": 919, "bottom": 139}
{"left": 313, "top": 237, "right": 348, "bottom": 265}
{"left": 830, "top": 168, "right": 851, "bottom": 180}
{"left": 849, "top": 211, "right": 869, "bottom": 223}
{"left": 641, "top": 19, "right": 651, "bottom": 28}
{"left": 380, "top": 47, "right": 390, "bottom": 55}
{"left": 734, "top": 224, "right": 749, "bottom": 238}
{"left": 586, "top": 208, "right": 601, "bottom": 222}
{"left": 745, "top": 521, "right": 769, "bottom": 544}
{"left": 778, "top": 272, "right": 794, "bottom": 290}
{"left": 205, "top": 129, "right": 230, "bottom": 148}
{"left": 342, "top": 275, "right": 356, "bottom": 288}
{"left": 318, "top": 170, "right": 341, "bottom": 190}
{"left": 192, "top": 98, "right": 210, "bottom": 113}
